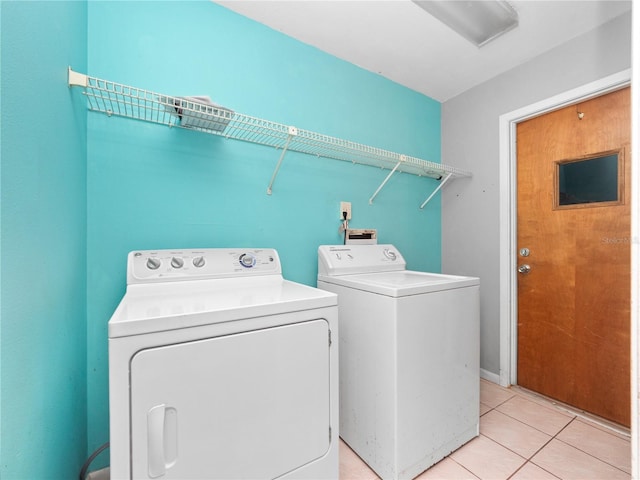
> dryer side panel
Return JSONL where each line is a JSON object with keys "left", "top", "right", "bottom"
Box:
{"left": 129, "top": 319, "right": 331, "bottom": 479}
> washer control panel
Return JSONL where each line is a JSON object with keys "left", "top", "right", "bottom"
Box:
{"left": 128, "top": 248, "right": 281, "bottom": 284}
{"left": 318, "top": 244, "right": 407, "bottom": 276}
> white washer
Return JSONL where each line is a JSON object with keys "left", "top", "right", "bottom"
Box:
{"left": 317, "top": 244, "right": 479, "bottom": 480}
{"left": 109, "top": 248, "right": 338, "bottom": 480}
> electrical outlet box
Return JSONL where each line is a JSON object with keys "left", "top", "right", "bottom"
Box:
{"left": 340, "top": 202, "right": 352, "bottom": 220}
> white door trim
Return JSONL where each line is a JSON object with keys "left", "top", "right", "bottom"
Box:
{"left": 497, "top": 69, "right": 631, "bottom": 388}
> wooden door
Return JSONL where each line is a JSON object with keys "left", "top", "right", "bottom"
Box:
{"left": 516, "top": 87, "right": 631, "bottom": 427}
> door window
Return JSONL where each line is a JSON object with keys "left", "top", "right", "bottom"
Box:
{"left": 555, "top": 151, "right": 622, "bottom": 208}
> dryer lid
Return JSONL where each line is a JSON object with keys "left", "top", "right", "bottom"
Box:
{"left": 109, "top": 276, "right": 337, "bottom": 338}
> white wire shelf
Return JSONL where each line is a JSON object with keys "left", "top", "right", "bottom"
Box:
{"left": 68, "top": 67, "right": 471, "bottom": 207}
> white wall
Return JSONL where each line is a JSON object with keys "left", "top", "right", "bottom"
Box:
{"left": 441, "top": 12, "right": 632, "bottom": 378}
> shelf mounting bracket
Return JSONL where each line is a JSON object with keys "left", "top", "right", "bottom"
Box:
{"left": 420, "top": 172, "right": 453, "bottom": 209}
{"left": 67, "top": 67, "right": 88, "bottom": 88}
{"left": 369, "top": 157, "right": 404, "bottom": 205}
{"left": 267, "top": 126, "right": 298, "bottom": 195}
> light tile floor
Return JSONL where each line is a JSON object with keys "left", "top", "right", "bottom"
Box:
{"left": 339, "top": 379, "right": 631, "bottom": 480}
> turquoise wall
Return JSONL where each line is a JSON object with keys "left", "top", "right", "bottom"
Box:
{"left": 0, "top": 1, "right": 88, "bottom": 479}
{"left": 0, "top": 0, "right": 442, "bottom": 473}
{"left": 85, "top": 0, "right": 442, "bottom": 453}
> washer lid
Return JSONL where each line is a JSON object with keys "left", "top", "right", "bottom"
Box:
{"left": 318, "top": 270, "right": 479, "bottom": 297}
{"left": 109, "top": 276, "right": 337, "bottom": 338}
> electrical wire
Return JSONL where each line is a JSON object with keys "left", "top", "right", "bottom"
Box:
{"left": 341, "top": 211, "right": 349, "bottom": 245}
{"left": 79, "top": 442, "right": 109, "bottom": 480}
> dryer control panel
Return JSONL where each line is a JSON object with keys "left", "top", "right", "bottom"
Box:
{"left": 318, "top": 244, "right": 406, "bottom": 276}
{"left": 127, "top": 248, "right": 281, "bottom": 284}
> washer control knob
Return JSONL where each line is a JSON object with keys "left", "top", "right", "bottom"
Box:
{"left": 383, "top": 248, "right": 397, "bottom": 261}
{"left": 193, "top": 256, "right": 206, "bottom": 268}
{"left": 171, "top": 257, "right": 184, "bottom": 269}
{"left": 146, "top": 257, "right": 161, "bottom": 270}
{"left": 239, "top": 253, "right": 256, "bottom": 268}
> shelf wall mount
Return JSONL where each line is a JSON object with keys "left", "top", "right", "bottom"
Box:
{"left": 68, "top": 67, "right": 472, "bottom": 207}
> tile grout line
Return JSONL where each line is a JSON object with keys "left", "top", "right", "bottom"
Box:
{"left": 481, "top": 385, "right": 631, "bottom": 479}
{"left": 480, "top": 391, "right": 519, "bottom": 410}
{"left": 511, "top": 417, "right": 578, "bottom": 480}
{"left": 447, "top": 457, "right": 482, "bottom": 480}
{"left": 485, "top": 395, "right": 575, "bottom": 438}
{"left": 512, "top": 392, "right": 631, "bottom": 476}
{"left": 505, "top": 413, "right": 631, "bottom": 479}
{"left": 512, "top": 385, "right": 631, "bottom": 439}
{"left": 552, "top": 435, "right": 632, "bottom": 475}
{"left": 445, "top": 436, "right": 486, "bottom": 480}
{"left": 456, "top": 395, "right": 514, "bottom": 480}
{"left": 341, "top": 386, "right": 630, "bottom": 480}
{"left": 482, "top": 394, "right": 575, "bottom": 480}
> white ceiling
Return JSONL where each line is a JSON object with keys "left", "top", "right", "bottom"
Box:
{"left": 216, "top": 0, "right": 632, "bottom": 102}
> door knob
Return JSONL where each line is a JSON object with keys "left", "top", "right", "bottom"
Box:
{"left": 518, "top": 264, "right": 531, "bottom": 274}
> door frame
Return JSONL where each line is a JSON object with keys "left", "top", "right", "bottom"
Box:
{"left": 497, "top": 69, "right": 631, "bottom": 388}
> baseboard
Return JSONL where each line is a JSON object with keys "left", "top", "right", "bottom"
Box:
{"left": 480, "top": 368, "right": 501, "bottom": 384}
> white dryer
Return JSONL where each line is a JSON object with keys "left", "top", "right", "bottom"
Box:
{"left": 109, "top": 248, "right": 338, "bottom": 480}
{"left": 317, "top": 244, "right": 479, "bottom": 480}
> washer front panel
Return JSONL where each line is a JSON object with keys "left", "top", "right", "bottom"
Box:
{"left": 316, "top": 280, "right": 479, "bottom": 479}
